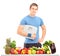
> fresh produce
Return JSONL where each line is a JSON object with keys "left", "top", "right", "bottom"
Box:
{"left": 43, "top": 40, "right": 54, "bottom": 47}
{"left": 4, "top": 38, "right": 56, "bottom": 54}
{"left": 15, "top": 47, "right": 22, "bottom": 54}
{"left": 21, "top": 49, "right": 26, "bottom": 54}
{"left": 10, "top": 48, "right": 15, "bottom": 54}
{"left": 43, "top": 41, "right": 49, "bottom": 46}
{"left": 4, "top": 38, "right": 11, "bottom": 54}
{"left": 32, "top": 46, "right": 38, "bottom": 51}
{"left": 10, "top": 40, "right": 16, "bottom": 48}
{"left": 47, "top": 50, "right": 51, "bottom": 54}
{"left": 31, "top": 50, "right": 36, "bottom": 54}
{"left": 43, "top": 46, "right": 50, "bottom": 53}
{"left": 39, "top": 48, "right": 45, "bottom": 54}
{"left": 36, "top": 50, "right": 40, "bottom": 54}
{"left": 43, "top": 40, "right": 56, "bottom": 54}
{"left": 29, "top": 46, "right": 45, "bottom": 54}
{"left": 21, "top": 48, "right": 28, "bottom": 54}
{"left": 4, "top": 38, "right": 16, "bottom": 54}
{"left": 5, "top": 45, "right": 11, "bottom": 54}
{"left": 14, "top": 50, "right": 18, "bottom": 54}
{"left": 50, "top": 43, "right": 56, "bottom": 54}
{"left": 28, "top": 49, "right": 31, "bottom": 54}
{"left": 6, "top": 38, "right": 11, "bottom": 46}
{"left": 10, "top": 47, "right": 22, "bottom": 54}
{"left": 39, "top": 50, "right": 44, "bottom": 54}
{"left": 36, "top": 48, "right": 45, "bottom": 54}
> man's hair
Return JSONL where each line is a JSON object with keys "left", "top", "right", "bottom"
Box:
{"left": 30, "top": 3, "right": 38, "bottom": 9}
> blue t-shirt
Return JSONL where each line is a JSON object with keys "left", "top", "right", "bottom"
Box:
{"left": 20, "top": 15, "right": 44, "bottom": 43}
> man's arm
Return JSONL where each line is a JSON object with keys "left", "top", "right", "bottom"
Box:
{"left": 17, "top": 25, "right": 28, "bottom": 37}
{"left": 17, "top": 25, "right": 36, "bottom": 39}
{"left": 38, "top": 25, "right": 46, "bottom": 43}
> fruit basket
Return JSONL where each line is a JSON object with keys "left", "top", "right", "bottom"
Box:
{"left": 3, "top": 38, "right": 56, "bottom": 55}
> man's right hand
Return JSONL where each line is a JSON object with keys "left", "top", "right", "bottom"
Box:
{"left": 31, "top": 33, "right": 36, "bottom": 39}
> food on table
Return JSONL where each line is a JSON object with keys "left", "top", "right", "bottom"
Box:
{"left": 3, "top": 38, "right": 56, "bottom": 54}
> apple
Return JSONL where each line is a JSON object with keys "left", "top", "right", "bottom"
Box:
{"left": 10, "top": 48, "right": 15, "bottom": 54}
{"left": 31, "top": 50, "right": 36, "bottom": 54}
{"left": 28, "top": 49, "right": 31, "bottom": 54}
{"left": 23, "top": 48, "right": 28, "bottom": 54}
{"left": 17, "top": 49, "right": 22, "bottom": 54}
{"left": 21, "top": 49, "right": 26, "bottom": 54}
{"left": 47, "top": 50, "right": 51, "bottom": 54}
{"left": 36, "top": 50, "right": 40, "bottom": 54}
{"left": 15, "top": 47, "right": 22, "bottom": 54}
{"left": 39, "top": 50, "right": 44, "bottom": 54}
{"left": 14, "top": 50, "right": 18, "bottom": 54}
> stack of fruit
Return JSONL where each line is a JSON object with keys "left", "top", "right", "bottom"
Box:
{"left": 9, "top": 46, "right": 45, "bottom": 54}
{"left": 3, "top": 38, "right": 56, "bottom": 54}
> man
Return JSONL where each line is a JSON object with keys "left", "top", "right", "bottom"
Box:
{"left": 17, "top": 3, "right": 46, "bottom": 48}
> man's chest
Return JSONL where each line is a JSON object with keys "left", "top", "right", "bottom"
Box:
{"left": 26, "top": 19, "right": 40, "bottom": 27}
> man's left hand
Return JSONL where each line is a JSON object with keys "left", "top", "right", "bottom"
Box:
{"left": 38, "top": 38, "right": 44, "bottom": 43}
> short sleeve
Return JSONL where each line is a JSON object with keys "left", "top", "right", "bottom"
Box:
{"left": 20, "top": 18, "right": 27, "bottom": 25}
{"left": 40, "top": 18, "right": 44, "bottom": 26}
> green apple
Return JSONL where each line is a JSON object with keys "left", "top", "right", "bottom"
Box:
{"left": 31, "top": 50, "right": 36, "bottom": 54}
{"left": 47, "top": 50, "right": 51, "bottom": 54}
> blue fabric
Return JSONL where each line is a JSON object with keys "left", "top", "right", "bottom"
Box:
{"left": 20, "top": 15, "right": 44, "bottom": 43}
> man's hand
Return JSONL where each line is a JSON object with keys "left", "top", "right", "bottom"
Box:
{"left": 38, "top": 37, "right": 44, "bottom": 43}
{"left": 38, "top": 25, "right": 46, "bottom": 43}
{"left": 31, "top": 33, "right": 36, "bottom": 39}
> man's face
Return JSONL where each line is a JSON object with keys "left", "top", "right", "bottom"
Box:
{"left": 30, "top": 6, "right": 38, "bottom": 16}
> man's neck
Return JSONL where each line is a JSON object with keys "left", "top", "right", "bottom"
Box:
{"left": 29, "top": 14, "right": 35, "bottom": 17}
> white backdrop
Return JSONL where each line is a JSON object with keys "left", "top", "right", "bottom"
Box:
{"left": 0, "top": 0, "right": 60, "bottom": 55}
